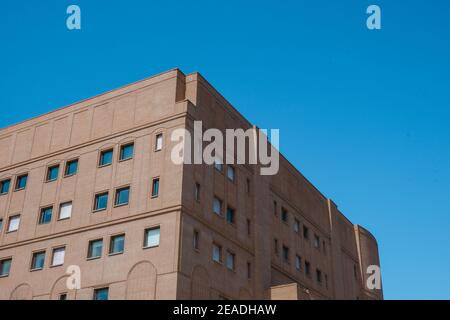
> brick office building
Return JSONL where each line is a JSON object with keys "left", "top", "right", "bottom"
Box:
{"left": 0, "top": 69, "right": 382, "bottom": 300}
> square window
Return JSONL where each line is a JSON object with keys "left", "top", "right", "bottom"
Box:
{"left": 31, "top": 251, "right": 46, "bottom": 270}
{"left": 226, "top": 251, "right": 235, "bottom": 271}
{"left": 94, "top": 192, "right": 108, "bottom": 211}
{"left": 155, "top": 134, "right": 163, "bottom": 151}
{"left": 115, "top": 187, "right": 130, "bottom": 206}
{"left": 39, "top": 207, "right": 53, "bottom": 225}
{"left": 15, "top": 174, "right": 28, "bottom": 191}
{"left": 213, "top": 197, "right": 222, "bottom": 215}
{"left": 46, "top": 165, "right": 59, "bottom": 182}
{"left": 88, "top": 239, "right": 103, "bottom": 259}
{"left": 0, "top": 258, "right": 12, "bottom": 277}
{"left": 99, "top": 149, "right": 113, "bottom": 167}
{"left": 59, "top": 202, "right": 72, "bottom": 220}
{"left": 151, "top": 178, "right": 160, "bottom": 198}
{"left": 144, "top": 227, "right": 160, "bottom": 248}
{"left": 119, "top": 143, "right": 134, "bottom": 161}
{"left": 214, "top": 160, "right": 223, "bottom": 172}
{"left": 109, "top": 234, "right": 125, "bottom": 255}
{"left": 7, "top": 215, "right": 20, "bottom": 232}
{"left": 93, "top": 288, "right": 109, "bottom": 300}
{"left": 226, "top": 207, "right": 235, "bottom": 224}
{"left": 65, "top": 159, "right": 78, "bottom": 176}
{"left": 0, "top": 179, "right": 11, "bottom": 195}
{"left": 51, "top": 247, "right": 65, "bottom": 267}
{"left": 212, "top": 243, "right": 222, "bottom": 263}
{"left": 227, "top": 166, "right": 235, "bottom": 182}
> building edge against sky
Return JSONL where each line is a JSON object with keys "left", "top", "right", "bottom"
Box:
{"left": 0, "top": 69, "right": 382, "bottom": 300}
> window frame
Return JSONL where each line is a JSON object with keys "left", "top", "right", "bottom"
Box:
{"left": 0, "top": 178, "right": 11, "bottom": 195}
{"left": 87, "top": 238, "right": 104, "bottom": 260}
{"left": 38, "top": 206, "right": 53, "bottom": 225}
{"left": 58, "top": 201, "right": 73, "bottom": 221}
{"left": 98, "top": 148, "right": 114, "bottom": 168}
{"left": 213, "top": 196, "right": 223, "bottom": 216}
{"left": 226, "top": 206, "right": 235, "bottom": 225}
{"left": 109, "top": 234, "right": 125, "bottom": 256}
{"left": 0, "top": 257, "right": 12, "bottom": 277}
{"left": 114, "top": 186, "right": 130, "bottom": 207}
{"left": 46, "top": 165, "right": 60, "bottom": 182}
{"left": 64, "top": 159, "right": 79, "bottom": 177}
{"left": 212, "top": 243, "right": 222, "bottom": 264}
{"left": 227, "top": 165, "right": 235, "bottom": 182}
{"left": 50, "top": 246, "right": 66, "bottom": 267}
{"left": 14, "top": 174, "right": 28, "bottom": 191}
{"left": 143, "top": 226, "right": 161, "bottom": 249}
{"left": 226, "top": 250, "right": 236, "bottom": 271}
{"left": 155, "top": 133, "right": 163, "bottom": 152}
{"left": 151, "top": 177, "right": 160, "bottom": 198}
{"left": 119, "top": 142, "right": 134, "bottom": 162}
{"left": 93, "top": 191, "right": 109, "bottom": 212}
{"left": 93, "top": 287, "right": 109, "bottom": 301}
{"left": 30, "top": 250, "right": 46, "bottom": 271}
{"left": 7, "top": 215, "right": 21, "bottom": 233}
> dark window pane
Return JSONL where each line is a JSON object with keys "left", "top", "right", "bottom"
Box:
{"left": 94, "top": 193, "right": 108, "bottom": 211}
{"left": 120, "top": 144, "right": 134, "bottom": 160}
{"left": 47, "top": 166, "right": 59, "bottom": 181}
{"left": 31, "top": 252, "right": 45, "bottom": 270}
{"left": 115, "top": 187, "right": 129, "bottom": 206}
{"left": 39, "top": 207, "right": 53, "bottom": 224}
{"left": 0, "top": 179, "right": 11, "bottom": 194}
{"left": 65, "top": 160, "right": 78, "bottom": 176}
{"left": 16, "top": 175, "right": 28, "bottom": 190}
{"left": 88, "top": 239, "right": 103, "bottom": 258}
{"left": 152, "top": 179, "right": 159, "bottom": 197}
{"left": 0, "top": 259, "right": 12, "bottom": 276}
{"left": 93, "top": 288, "right": 109, "bottom": 300}
{"left": 110, "top": 235, "right": 125, "bottom": 254}
{"left": 100, "top": 150, "right": 113, "bottom": 166}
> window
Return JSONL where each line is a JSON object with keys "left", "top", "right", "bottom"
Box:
{"left": 51, "top": 247, "right": 65, "bottom": 267}
{"left": 94, "top": 192, "right": 108, "bottom": 211}
{"left": 282, "top": 245, "right": 290, "bottom": 263}
{"left": 155, "top": 133, "right": 163, "bottom": 151}
{"left": 31, "top": 251, "right": 46, "bottom": 270}
{"left": 247, "top": 262, "right": 252, "bottom": 279}
{"left": 273, "top": 201, "right": 277, "bottom": 216}
{"left": 226, "top": 207, "right": 235, "bottom": 224}
{"left": 193, "top": 230, "right": 199, "bottom": 250}
{"left": 0, "top": 179, "right": 11, "bottom": 195}
{"left": 226, "top": 251, "right": 235, "bottom": 271}
{"left": 109, "top": 234, "right": 125, "bottom": 255}
{"left": 15, "top": 174, "right": 28, "bottom": 191}
{"left": 227, "top": 166, "right": 235, "bottom": 182}
{"left": 39, "top": 207, "right": 53, "bottom": 225}
{"left": 0, "top": 258, "right": 12, "bottom": 277}
{"left": 281, "top": 208, "right": 289, "bottom": 223}
{"left": 316, "top": 269, "right": 322, "bottom": 284}
{"left": 246, "top": 178, "right": 251, "bottom": 193}
{"left": 213, "top": 197, "right": 222, "bottom": 215}
{"left": 303, "top": 225, "right": 309, "bottom": 240}
{"left": 115, "top": 187, "right": 130, "bottom": 206}
{"left": 246, "top": 219, "right": 251, "bottom": 236}
{"left": 214, "top": 160, "right": 223, "bottom": 172}
{"left": 59, "top": 293, "right": 67, "bottom": 300}
{"left": 194, "top": 183, "right": 200, "bottom": 202}
{"left": 295, "top": 255, "right": 302, "bottom": 271}
{"left": 93, "top": 288, "right": 109, "bottom": 300}
{"left": 294, "top": 219, "right": 300, "bottom": 233}
{"left": 305, "top": 261, "right": 311, "bottom": 277}
{"left": 7, "top": 215, "right": 20, "bottom": 232}
{"left": 119, "top": 143, "right": 134, "bottom": 161}
{"left": 314, "top": 234, "right": 320, "bottom": 249}
{"left": 151, "top": 178, "right": 160, "bottom": 198}
{"left": 0, "top": 219, "right": 3, "bottom": 232}
{"left": 58, "top": 202, "right": 72, "bottom": 220}
{"left": 99, "top": 149, "right": 113, "bottom": 167}
{"left": 88, "top": 239, "right": 103, "bottom": 259}
{"left": 65, "top": 159, "right": 78, "bottom": 176}
{"left": 274, "top": 239, "right": 279, "bottom": 255}
{"left": 323, "top": 240, "right": 327, "bottom": 255}
{"left": 144, "top": 227, "right": 160, "bottom": 248}
{"left": 212, "top": 243, "right": 222, "bottom": 263}
{"left": 46, "top": 165, "right": 59, "bottom": 182}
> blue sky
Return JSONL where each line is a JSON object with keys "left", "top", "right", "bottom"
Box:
{"left": 1, "top": 0, "right": 449, "bottom": 299}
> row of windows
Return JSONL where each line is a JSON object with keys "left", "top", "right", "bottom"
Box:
{"left": 274, "top": 200, "right": 327, "bottom": 254}
{"left": 0, "top": 179, "right": 160, "bottom": 233}
{"left": 274, "top": 238, "right": 328, "bottom": 288}
{"left": 0, "top": 227, "right": 161, "bottom": 278}
{"left": 0, "top": 134, "right": 165, "bottom": 197}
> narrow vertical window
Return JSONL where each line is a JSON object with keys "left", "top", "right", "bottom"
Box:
{"left": 295, "top": 255, "right": 302, "bottom": 271}
{"left": 282, "top": 245, "right": 290, "bottom": 263}
{"left": 303, "top": 225, "right": 309, "bottom": 240}
{"left": 194, "top": 183, "right": 200, "bottom": 202}
{"left": 0, "top": 219, "right": 3, "bottom": 233}
{"left": 281, "top": 208, "right": 289, "bottom": 223}
{"left": 213, "top": 197, "right": 222, "bottom": 215}
{"left": 193, "top": 230, "right": 199, "bottom": 250}
{"left": 227, "top": 166, "right": 235, "bottom": 182}
{"left": 294, "top": 219, "right": 300, "bottom": 233}
{"left": 316, "top": 269, "right": 322, "bottom": 284}
{"left": 226, "top": 251, "right": 235, "bottom": 271}
{"left": 305, "top": 261, "right": 311, "bottom": 276}
{"left": 212, "top": 243, "right": 222, "bottom": 263}
{"left": 274, "top": 239, "right": 279, "bottom": 255}
{"left": 152, "top": 178, "right": 160, "bottom": 198}
{"left": 246, "top": 219, "right": 251, "bottom": 236}
{"left": 226, "top": 207, "right": 235, "bottom": 224}
{"left": 314, "top": 234, "right": 320, "bottom": 249}
{"left": 246, "top": 178, "right": 251, "bottom": 193}
{"left": 155, "top": 133, "right": 163, "bottom": 151}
